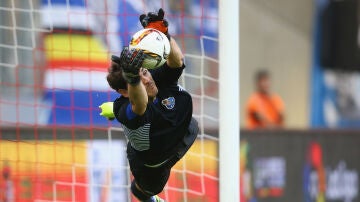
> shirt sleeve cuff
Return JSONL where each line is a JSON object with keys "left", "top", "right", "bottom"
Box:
{"left": 164, "top": 61, "right": 186, "bottom": 70}
{"left": 126, "top": 103, "right": 137, "bottom": 120}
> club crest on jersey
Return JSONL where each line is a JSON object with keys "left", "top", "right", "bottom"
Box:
{"left": 161, "top": 97, "right": 175, "bottom": 109}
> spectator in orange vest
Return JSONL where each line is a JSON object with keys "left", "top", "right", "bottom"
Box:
{"left": 246, "top": 70, "right": 285, "bottom": 129}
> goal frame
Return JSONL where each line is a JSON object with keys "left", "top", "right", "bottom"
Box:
{"left": 219, "top": 0, "right": 240, "bottom": 201}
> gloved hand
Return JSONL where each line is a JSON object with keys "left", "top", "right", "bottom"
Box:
{"left": 111, "top": 47, "right": 145, "bottom": 85}
{"left": 99, "top": 102, "right": 115, "bottom": 120}
{"left": 139, "top": 8, "right": 170, "bottom": 39}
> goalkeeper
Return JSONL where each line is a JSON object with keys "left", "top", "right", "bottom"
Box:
{"left": 102, "top": 9, "right": 199, "bottom": 202}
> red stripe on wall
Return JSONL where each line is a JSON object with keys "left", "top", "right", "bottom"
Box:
{"left": 47, "top": 60, "right": 110, "bottom": 71}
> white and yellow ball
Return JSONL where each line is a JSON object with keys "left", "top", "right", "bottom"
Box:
{"left": 129, "top": 28, "right": 171, "bottom": 69}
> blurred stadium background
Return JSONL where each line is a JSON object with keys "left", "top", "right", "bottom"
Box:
{"left": 0, "top": 0, "right": 359, "bottom": 202}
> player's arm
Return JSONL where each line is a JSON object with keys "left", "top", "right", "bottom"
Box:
{"left": 167, "top": 37, "right": 184, "bottom": 68}
{"left": 128, "top": 82, "right": 147, "bottom": 115}
{"left": 115, "top": 47, "right": 148, "bottom": 116}
{"left": 140, "top": 9, "right": 184, "bottom": 86}
{"left": 140, "top": 8, "right": 184, "bottom": 68}
{"left": 150, "top": 39, "right": 185, "bottom": 86}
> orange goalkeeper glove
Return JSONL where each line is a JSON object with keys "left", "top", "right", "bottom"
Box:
{"left": 139, "top": 8, "right": 170, "bottom": 40}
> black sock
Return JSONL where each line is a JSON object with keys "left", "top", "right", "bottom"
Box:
{"left": 131, "top": 181, "right": 152, "bottom": 201}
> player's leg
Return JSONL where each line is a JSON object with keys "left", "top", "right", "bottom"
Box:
{"left": 126, "top": 119, "right": 198, "bottom": 201}
{"left": 129, "top": 161, "right": 171, "bottom": 201}
{"left": 127, "top": 145, "right": 170, "bottom": 201}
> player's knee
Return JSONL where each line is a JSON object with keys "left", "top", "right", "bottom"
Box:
{"left": 135, "top": 180, "right": 166, "bottom": 196}
{"left": 130, "top": 180, "right": 166, "bottom": 200}
{"left": 147, "top": 185, "right": 165, "bottom": 196}
{"left": 141, "top": 182, "right": 165, "bottom": 196}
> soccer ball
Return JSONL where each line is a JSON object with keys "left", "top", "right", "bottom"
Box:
{"left": 129, "top": 28, "right": 171, "bottom": 69}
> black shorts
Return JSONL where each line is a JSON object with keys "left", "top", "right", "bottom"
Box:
{"left": 127, "top": 118, "right": 199, "bottom": 195}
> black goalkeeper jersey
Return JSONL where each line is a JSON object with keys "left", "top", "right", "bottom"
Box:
{"left": 113, "top": 63, "right": 198, "bottom": 165}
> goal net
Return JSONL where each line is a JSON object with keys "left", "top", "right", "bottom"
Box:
{"left": 0, "top": 0, "right": 222, "bottom": 201}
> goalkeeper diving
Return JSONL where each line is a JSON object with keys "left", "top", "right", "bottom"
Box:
{"left": 100, "top": 8, "right": 199, "bottom": 202}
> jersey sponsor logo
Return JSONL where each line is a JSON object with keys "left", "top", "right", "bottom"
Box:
{"left": 161, "top": 97, "right": 175, "bottom": 109}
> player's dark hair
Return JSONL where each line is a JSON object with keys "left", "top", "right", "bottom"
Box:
{"left": 107, "top": 62, "right": 128, "bottom": 91}
{"left": 255, "top": 69, "right": 269, "bottom": 82}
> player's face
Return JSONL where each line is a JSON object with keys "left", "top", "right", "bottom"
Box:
{"left": 140, "top": 68, "right": 158, "bottom": 98}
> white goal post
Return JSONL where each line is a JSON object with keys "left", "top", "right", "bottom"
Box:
{"left": 219, "top": 0, "right": 240, "bottom": 202}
